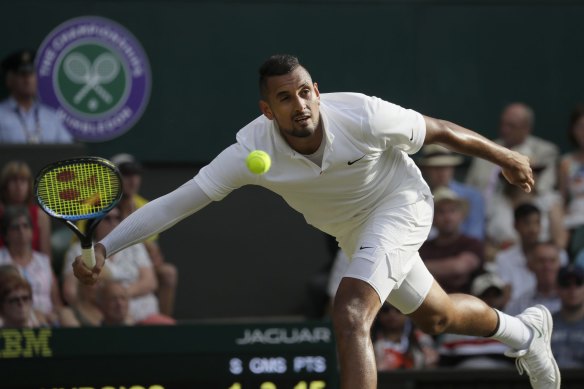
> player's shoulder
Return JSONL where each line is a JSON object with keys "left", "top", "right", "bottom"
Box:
{"left": 320, "top": 92, "right": 372, "bottom": 109}
{"left": 235, "top": 114, "right": 276, "bottom": 152}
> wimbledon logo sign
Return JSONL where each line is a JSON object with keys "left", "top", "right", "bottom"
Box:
{"left": 36, "top": 16, "right": 151, "bottom": 141}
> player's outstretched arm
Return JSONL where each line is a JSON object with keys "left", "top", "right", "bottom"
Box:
{"left": 73, "top": 179, "right": 213, "bottom": 285}
{"left": 423, "top": 115, "right": 534, "bottom": 193}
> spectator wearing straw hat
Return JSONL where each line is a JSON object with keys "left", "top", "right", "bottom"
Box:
{"left": 417, "top": 144, "right": 485, "bottom": 240}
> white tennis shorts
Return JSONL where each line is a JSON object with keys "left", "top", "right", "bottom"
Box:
{"left": 342, "top": 194, "right": 435, "bottom": 314}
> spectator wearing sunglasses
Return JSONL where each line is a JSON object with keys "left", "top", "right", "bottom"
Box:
{"left": 551, "top": 265, "right": 584, "bottom": 367}
{"left": 0, "top": 268, "right": 49, "bottom": 328}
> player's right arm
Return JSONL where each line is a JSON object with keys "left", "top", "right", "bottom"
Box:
{"left": 73, "top": 144, "right": 253, "bottom": 285}
{"left": 73, "top": 179, "right": 214, "bottom": 284}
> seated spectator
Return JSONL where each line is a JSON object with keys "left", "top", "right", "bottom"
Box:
{"left": 96, "top": 280, "right": 133, "bottom": 326}
{"left": 63, "top": 206, "right": 174, "bottom": 324}
{"left": 505, "top": 242, "right": 562, "bottom": 316}
{"left": 559, "top": 103, "right": 584, "bottom": 230}
{"left": 466, "top": 102, "right": 558, "bottom": 198}
{"left": 372, "top": 303, "right": 438, "bottom": 370}
{"left": 0, "top": 206, "right": 61, "bottom": 321}
{"left": 59, "top": 282, "right": 103, "bottom": 327}
{"left": 419, "top": 187, "right": 484, "bottom": 294}
{"left": 112, "top": 153, "right": 177, "bottom": 317}
{"left": 417, "top": 144, "right": 485, "bottom": 240}
{"left": 0, "top": 49, "right": 73, "bottom": 143}
{"left": 495, "top": 204, "right": 569, "bottom": 309}
{"left": 0, "top": 270, "right": 49, "bottom": 328}
{"left": 0, "top": 160, "right": 51, "bottom": 258}
{"left": 436, "top": 272, "right": 513, "bottom": 368}
{"left": 486, "top": 168, "right": 568, "bottom": 252}
{"left": 551, "top": 265, "right": 584, "bottom": 367}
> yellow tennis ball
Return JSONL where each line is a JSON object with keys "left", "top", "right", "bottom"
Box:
{"left": 246, "top": 150, "right": 271, "bottom": 175}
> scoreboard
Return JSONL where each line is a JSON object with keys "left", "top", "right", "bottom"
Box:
{"left": 0, "top": 320, "right": 338, "bottom": 389}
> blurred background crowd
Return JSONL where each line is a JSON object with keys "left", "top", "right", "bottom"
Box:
{"left": 1, "top": 34, "right": 584, "bottom": 373}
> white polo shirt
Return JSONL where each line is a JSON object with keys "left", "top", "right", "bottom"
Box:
{"left": 195, "top": 92, "right": 430, "bottom": 253}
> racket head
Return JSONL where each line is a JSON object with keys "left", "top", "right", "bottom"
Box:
{"left": 34, "top": 156, "right": 122, "bottom": 221}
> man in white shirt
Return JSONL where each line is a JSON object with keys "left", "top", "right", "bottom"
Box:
{"left": 466, "top": 102, "right": 558, "bottom": 199}
{"left": 72, "top": 55, "right": 558, "bottom": 389}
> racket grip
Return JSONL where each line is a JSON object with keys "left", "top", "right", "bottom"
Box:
{"left": 81, "top": 247, "right": 96, "bottom": 268}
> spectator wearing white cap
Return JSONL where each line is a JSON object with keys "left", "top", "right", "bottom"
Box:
{"left": 417, "top": 144, "right": 485, "bottom": 240}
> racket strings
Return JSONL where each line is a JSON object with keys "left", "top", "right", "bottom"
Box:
{"left": 37, "top": 162, "right": 120, "bottom": 219}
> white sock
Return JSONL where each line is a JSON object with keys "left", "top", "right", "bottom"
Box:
{"left": 490, "top": 309, "right": 533, "bottom": 350}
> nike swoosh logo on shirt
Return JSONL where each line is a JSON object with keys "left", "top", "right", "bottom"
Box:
{"left": 348, "top": 155, "right": 366, "bottom": 165}
{"left": 409, "top": 129, "right": 414, "bottom": 141}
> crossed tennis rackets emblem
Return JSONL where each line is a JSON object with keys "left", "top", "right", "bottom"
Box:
{"left": 63, "top": 52, "right": 120, "bottom": 105}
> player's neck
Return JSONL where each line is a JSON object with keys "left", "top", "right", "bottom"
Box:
{"left": 284, "top": 124, "right": 323, "bottom": 155}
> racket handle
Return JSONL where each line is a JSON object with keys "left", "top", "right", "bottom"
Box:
{"left": 81, "top": 247, "right": 96, "bottom": 268}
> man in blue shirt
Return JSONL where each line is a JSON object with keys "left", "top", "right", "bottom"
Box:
{"left": 0, "top": 50, "right": 73, "bottom": 144}
{"left": 418, "top": 144, "right": 485, "bottom": 240}
{"left": 551, "top": 265, "right": 584, "bottom": 367}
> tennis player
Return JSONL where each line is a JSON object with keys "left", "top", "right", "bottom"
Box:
{"left": 73, "top": 55, "right": 559, "bottom": 389}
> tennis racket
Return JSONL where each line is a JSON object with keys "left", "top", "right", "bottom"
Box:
{"left": 34, "top": 157, "right": 123, "bottom": 268}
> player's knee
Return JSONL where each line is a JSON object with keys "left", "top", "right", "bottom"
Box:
{"left": 331, "top": 303, "right": 372, "bottom": 342}
{"left": 417, "top": 313, "right": 452, "bottom": 335}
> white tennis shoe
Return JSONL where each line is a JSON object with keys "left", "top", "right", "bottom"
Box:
{"left": 504, "top": 305, "right": 561, "bottom": 389}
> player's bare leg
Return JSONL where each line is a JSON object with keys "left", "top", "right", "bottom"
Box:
{"left": 332, "top": 277, "right": 381, "bottom": 389}
{"left": 409, "top": 280, "right": 560, "bottom": 389}
{"left": 408, "top": 280, "right": 498, "bottom": 336}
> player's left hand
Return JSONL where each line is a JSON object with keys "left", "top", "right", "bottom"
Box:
{"left": 500, "top": 150, "right": 535, "bottom": 193}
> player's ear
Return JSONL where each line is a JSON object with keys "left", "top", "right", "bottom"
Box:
{"left": 259, "top": 100, "right": 274, "bottom": 120}
{"left": 313, "top": 82, "right": 320, "bottom": 98}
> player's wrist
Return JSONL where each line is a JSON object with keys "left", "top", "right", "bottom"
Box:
{"left": 95, "top": 243, "right": 107, "bottom": 258}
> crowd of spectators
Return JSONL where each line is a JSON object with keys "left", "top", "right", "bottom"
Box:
{"left": 1, "top": 47, "right": 584, "bottom": 371}
{"left": 0, "top": 49, "right": 179, "bottom": 327}
{"left": 326, "top": 101, "right": 584, "bottom": 370}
